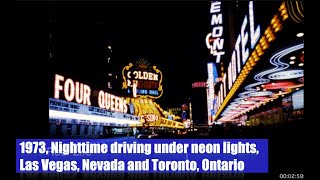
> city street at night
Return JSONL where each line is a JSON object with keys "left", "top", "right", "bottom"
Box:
{"left": 16, "top": 1, "right": 305, "bottom": 180}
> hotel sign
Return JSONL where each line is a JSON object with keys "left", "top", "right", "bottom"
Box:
{"left": 215, "top": 1, "right": 261, "bottom": 113}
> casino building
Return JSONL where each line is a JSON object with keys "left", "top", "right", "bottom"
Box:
{"left": 48, "top": 60, "right": 184, "bottom": 138}
{"left": 121, "top": 61, "right": 185, "bottom": 133}
{"left": 206, "top": 1, "right": 304, "bottom": 125}
{"left": 48, "top": 73, "right": 141, "bottom": 138}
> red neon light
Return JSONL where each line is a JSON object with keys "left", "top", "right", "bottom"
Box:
{"left": 247, "top": 96, "right": 269, "bottom": 101}
{"left": 300, "top": 54, "right": 304, "bottom": 62}
{"left": 263, "top": 81, "right": 297, "bottom": 90}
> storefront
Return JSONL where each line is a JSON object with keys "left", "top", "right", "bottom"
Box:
{"left": 48, "top": 74, "right": 141, "bottom": 138}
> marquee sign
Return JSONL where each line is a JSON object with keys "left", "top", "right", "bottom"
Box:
{"left": 122, "top": 59, "right": 163, "bottom": 99}
{"left": 49, "top": 98, "right": 139, "bottom": 123}
{"left": 141, "top": 114, "right": 159, "bottom": 122}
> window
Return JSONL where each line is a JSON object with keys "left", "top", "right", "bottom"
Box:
{"left": 84, "top": 125, "right": 89, "bottom": 135}
{"left": 66, "top": 124, "right": 72, "bottom": 135}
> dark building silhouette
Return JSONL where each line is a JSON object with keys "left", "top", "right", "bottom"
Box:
{"left": 190, "top": 86, "right": 207, "bottom": 125}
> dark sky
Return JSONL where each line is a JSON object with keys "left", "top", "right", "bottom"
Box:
{"left": 48, "top": 1, "right": 213, "bottom": 108}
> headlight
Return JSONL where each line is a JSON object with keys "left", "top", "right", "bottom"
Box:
{"left": 148, "top": 135, "right": 152, "bottom": 138}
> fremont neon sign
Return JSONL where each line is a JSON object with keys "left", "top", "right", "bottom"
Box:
{"left": 209, "top": 1, "right": 225, "bottom": 63}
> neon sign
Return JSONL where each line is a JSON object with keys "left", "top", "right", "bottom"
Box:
{"left": 122, "top": 59, "right": 163, "bottom": 99}
{"left": 215, "top": 1, "right": 261, "bottom": 113}
{"left": 141, "top": 114, "right": 159, "bottom": 122}
{"left": 207, "top": 62, "right": 215, "bottom": 125}
{"left": 54, "top": 74, "right": 91, "bottom": 106}
{"left": 54, "top": 74, "right": 128, "bottom": 114}
{"left": 268, "top": 70, "right": 304, "bottom": 80}
{"left": 208, "top": 1, "right": 225, "bottom": 63}
{"left": 192, "top": 82, "right": 207, "bottom": 88}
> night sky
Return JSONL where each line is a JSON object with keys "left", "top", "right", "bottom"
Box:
{"left": 47, "top": 1, "right": 213, "bottom": 109}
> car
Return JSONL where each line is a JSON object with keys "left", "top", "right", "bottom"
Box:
{"left": 136, "top": 131, "right": 159, "bottom": 139}
{"left": 177, "top": 129, "right": 187, "bottom": 135}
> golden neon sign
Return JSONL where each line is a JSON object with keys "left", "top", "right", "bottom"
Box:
{"left": 122, "top": 59, "right": 163, "bottom": 99}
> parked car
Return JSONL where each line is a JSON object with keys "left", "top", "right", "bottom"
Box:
{"left": 136, "top": 131, "right": 159, "bottom": 139}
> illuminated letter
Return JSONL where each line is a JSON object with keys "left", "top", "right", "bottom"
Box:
{"left": 210, "top": 1, "right": 221, "bottom": 13}
{"left": 231, "top": 52, "right": 236, "bottom": 83}
{"left": 223, "top": 74, "right": 227, "bottom": 98}
{"left": 241, "top": 16, "right": 249, "bottom": 64}
{"left": 127, "top": 71, "right": 131, "bottom": 78}
{"left": 54, "top": 74, "right": 64, "bottom": 99}
{"left": 249, "top": 1, "right": 260, "bottom": 49}
{"left": 64, "top": 78, "right": 75, "bottom": 102}
{"left": 154, "top": 74, "right": 158, "bottom": 81}
{"left": 213, "top": 51, "right": 225, "bottom": 63}
{"left": 123, "top": 99, "right": 128, "bottom": 114}
{"left": 114, "top": 96, "right": 119, "bottom": 112}
{"left": 119, "top": 98, "right": 124, "bottom": 113}
{"left": 148, "top": 73, "right": 153, "bottom": 80}
{"left": 228, "top": 66, "right": 232, "bottom": 90}
{"left": 212, "top": 38, "right": 224, "bottom": 50}
{"left": 211, "top": 14, "right": 222, "bottom": 25}
{"left": 105, "top": 93, "right": 111, "bottom": 110}
{"left": 75, "top": 82, "right": 83, "bottom": 104}
{"left": 110, "top": 95, "right": 115, "bottom": 111}
{"left": 232, "top": 57, "right": 236, "bottom": 83}
{"left": 235, "top": 35, "right": 242, "bottom": 73}
{"left": 212, "top": 26, "right": 223, "bottom": 38}
{"left": 133, "top": 71, "right": 138, "bottom": 79}
{"left": 139, "top": 71, "right": 144, "bottom": 79}
{"left": 98, "top": 90, "right": 105, "bottom": 108}
{"left": 83, "top": 84, "right": 91, "bottom": 106}
{"left": 143, "top": 72, "right": 148, "bottom": 80}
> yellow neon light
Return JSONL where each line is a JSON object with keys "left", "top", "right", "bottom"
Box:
{"left": 122, "top": 63, "right": 133, "bottom": 89}
{"left": 290, "top": 1, "right": 303, "bottom": 21}
{"left": 297, "top": 0, "right": 303, "bottom": 13}
{"left": 286, "top": 1, "right": 303, "bottom": 23}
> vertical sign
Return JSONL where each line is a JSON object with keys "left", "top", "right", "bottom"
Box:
{"left": 207, "top": 63, "right": 215, "bottom": 125}
{"left": 210, "top": 1, "right": 225, "bottom": 63}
